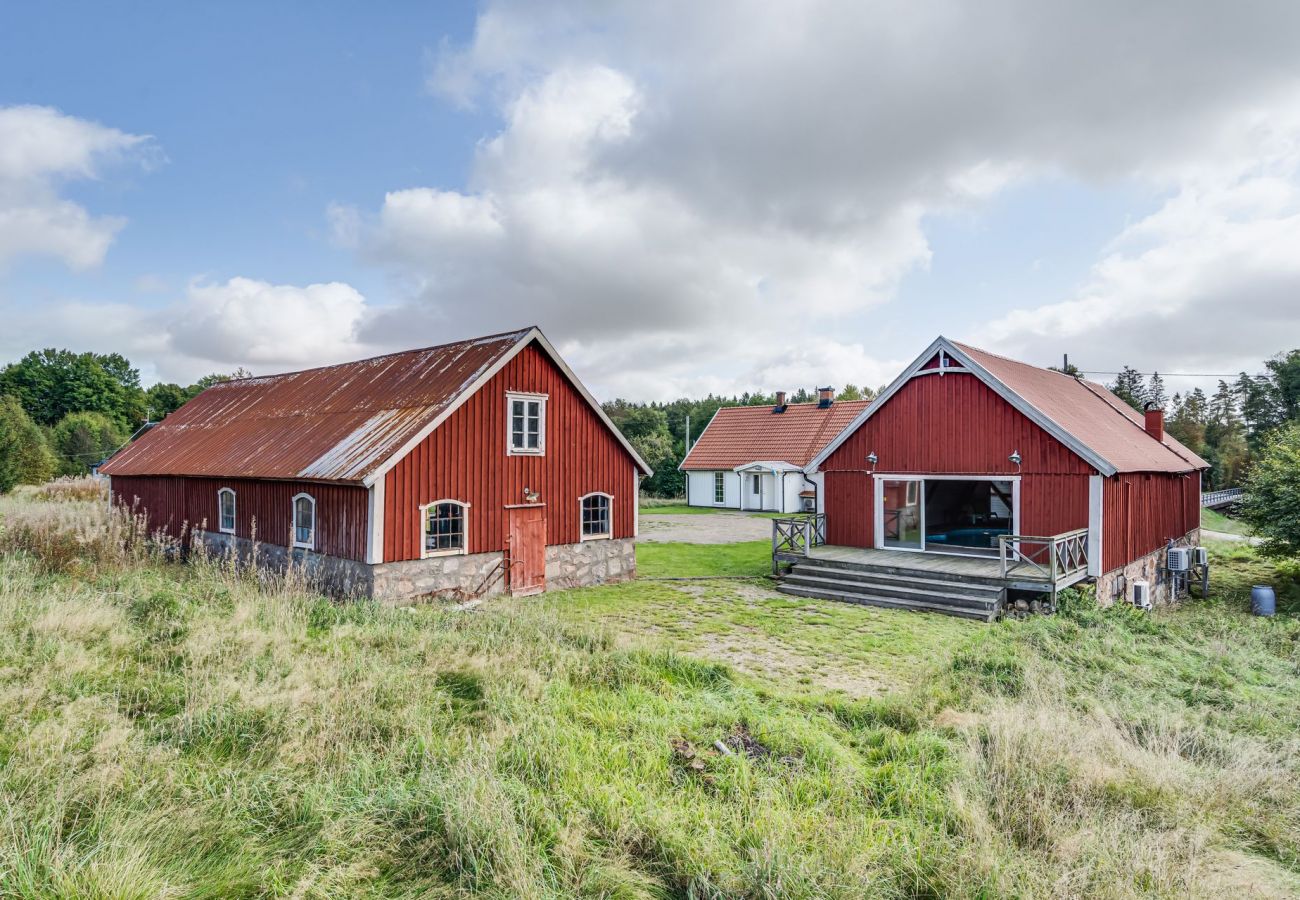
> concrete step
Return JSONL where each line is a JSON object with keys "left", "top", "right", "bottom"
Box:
{"left": 776, "top": 583, "right": 998, "bottom": 622}
{"left": 782, "top": 571, "right": 1000, "bottom": 612}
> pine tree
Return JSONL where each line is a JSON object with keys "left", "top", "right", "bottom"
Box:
{"left": 1209, "top": 380, "right": 1238, "bottom": 427}
{"left": 1108, "top": 366, "right": 1147, "bottom": 411}
{"left": 1145, "top": 372, "right": 1168, "bottom": 410}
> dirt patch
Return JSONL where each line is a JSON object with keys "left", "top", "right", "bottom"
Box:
{"left": 637, "top": 513, "right": 771, "bottom": 544}
{"left": 691, "top": 629, "right": 887, "bottom": 696}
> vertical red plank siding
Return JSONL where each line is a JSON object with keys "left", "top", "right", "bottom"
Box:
{"left": 820, "top": 372, "right": 1094, "bottom": 548}
{"left": 1102, "top": 471, "right": 1200, "bottom": 570}
{"left": 110, "top": 475, "right": 369, "bottom": 559}
{"left": 383, "top": 342, "right": 640, "bottom": 561}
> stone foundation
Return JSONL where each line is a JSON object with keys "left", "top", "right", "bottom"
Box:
{"left": 193, "top": 531, "right": 636, "bottom": 604}
{"left": 371, "top": 550, "right": 508, "bottom": 604}
{"left": 1095, "top": 529, "right": 1200, "bottom": 608}
{"left": 546, "top": 537, "right": 636, "bottom": 590}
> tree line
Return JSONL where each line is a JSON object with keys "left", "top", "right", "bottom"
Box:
{"left": 0, "top": 349, "right": 247, "bottom": 494}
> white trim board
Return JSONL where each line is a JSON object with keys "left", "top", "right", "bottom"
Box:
{"left": 363, "top": 327, "right": 652, "bottom": 487}
{"left": 805, "top": 336, "right": 1118, "bottom": 477}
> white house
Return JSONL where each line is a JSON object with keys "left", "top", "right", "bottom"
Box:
{"left": 679, "top": 389, "right": 870, "bottom": 513}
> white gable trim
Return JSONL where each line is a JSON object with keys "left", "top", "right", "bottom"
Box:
{"left": 362, "top": 328, "right": 652, "bottom": 487}
{"left": 805, "top": 336, "right": 1118, "bottom": 477}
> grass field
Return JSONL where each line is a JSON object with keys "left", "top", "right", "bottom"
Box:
{"left": 1, "top": 487, "right": 1299, "bottom": 897}
{"left": 635, "top": 540, "right": 769, "bottom": 578}
{"left": 1202, "top": 506, "right": 1252, "bottom": 536}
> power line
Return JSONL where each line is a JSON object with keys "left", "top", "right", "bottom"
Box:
{"left": 1078, "top": 370, "right": 1270, "bottom": 380}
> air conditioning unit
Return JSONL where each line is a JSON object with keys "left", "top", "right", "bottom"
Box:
{"left": 1132, "top": 580, "right": 1152, "bottom": 610}
{"left": 1167, "top": 547, "right": 1190, "bottom": 572}
{"left": 1191, "top": 546, "right": 1208, "bottom": 567}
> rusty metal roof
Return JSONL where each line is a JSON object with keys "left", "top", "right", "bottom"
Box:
{"left": 680, "top": 399, "right": 872, "bottom": 470}
{"left": 101, "top": 328, "right": 535, "bottom": 483}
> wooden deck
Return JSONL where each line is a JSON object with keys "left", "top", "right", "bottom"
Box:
{"left": 806, "top": 544, "right": 1089, "bottom": 591}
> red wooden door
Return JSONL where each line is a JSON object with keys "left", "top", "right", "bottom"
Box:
{"left": 507, "top": 505, "right": 546, "bottom": 596}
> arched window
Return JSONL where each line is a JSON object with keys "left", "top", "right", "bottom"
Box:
{"left": 422, "top": 500, "right": 469, "bottom": 557}
{"left": 580, "top": 492, "right": 612, "bottom": 540}
{"left": 218, "top": 488, "right": 236, "bottom": 534}
{"left": 292, "top": 493, "right": 316, "bottom": 550}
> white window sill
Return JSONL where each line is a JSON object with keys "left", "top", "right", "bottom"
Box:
{"left": 292, "top": 541, "right": 314, "bottom": 551}
{"left": 422, "top": 547, "right": 467, "bottom": 559}
{"left": 507, "top": 448, "right": 545, "bottom": 456}
{"left": 219, "top": 526, "right": 235, "bottom": 535}
{"left": 580, "top": 532, "right": 611, "bottom": 542}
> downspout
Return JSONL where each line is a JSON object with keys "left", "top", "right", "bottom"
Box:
{"left": 802, "top": 471, "right": 819, "bottom": 513}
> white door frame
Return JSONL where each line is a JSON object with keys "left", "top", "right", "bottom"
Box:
{"left": 872, "top": 474, "right": 1021, "bottom": 557}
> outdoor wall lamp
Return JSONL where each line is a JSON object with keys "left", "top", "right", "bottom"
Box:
{"left": 866, "top": 451, "right": 878, "bottom": 473}
{"left": 1009, "top": 450, "right": 1022, "bottom": 470}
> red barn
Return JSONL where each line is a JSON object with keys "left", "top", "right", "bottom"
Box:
{"left": 783, "top": 337, "right": 1208, "bottom": 618}
{"left": 101, "top": 327, "right": 651, "bottom": 602}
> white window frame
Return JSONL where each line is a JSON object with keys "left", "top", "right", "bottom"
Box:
{"left": 713, "top": 471, "right": 725, "bottom": 504}
{"left": 217, "top": 487, "right": 236, "bottom": 535}
{"left": 506, "top": 391, "right": 547, "bottom": 456}
{"left": 291, "top": 492, "right": 316, "bottom": 550}
{"left": 420, "top": 499, "right": 470, "bottom": 558}
{"left": 579, "top": 491, "right": 613, "bottom": 541}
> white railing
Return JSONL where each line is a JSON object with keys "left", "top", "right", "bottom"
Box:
{"left": 998, "top": 528, "right": 1089, "bottom": 583}
{"left": 1201, "top": 488, "right": 1244, "bottom": 508}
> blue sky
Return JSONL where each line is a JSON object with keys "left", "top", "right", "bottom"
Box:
{"left": 2, "top": 2, "right": 1298, "bottom": 400}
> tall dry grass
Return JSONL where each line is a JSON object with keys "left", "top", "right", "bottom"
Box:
{"left": 0, "top": 489, "right": 1297, "bottom": 897}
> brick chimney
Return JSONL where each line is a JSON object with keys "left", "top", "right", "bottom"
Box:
{"left": 817, "top": 386, "right": 833, "bottom": 409}
{"left": 773, "top": 390, "right": 787, "bottom": 413}
{"left": 1144, "top": 403, "right": 1164, "bottom": 441}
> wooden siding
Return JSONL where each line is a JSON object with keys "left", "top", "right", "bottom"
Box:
{"left": 109, "top": 475, "right": 369, "bottom": 560}
{"left": 1102, "top": 471, "right": 1200, "bottom": 572}
{"left": 820, "top": 371, "right": 1094, "bottom": 548}
{"left": 383, "top": 342, "right": 640, "bottom": 561}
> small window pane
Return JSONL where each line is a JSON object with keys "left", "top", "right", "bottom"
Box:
{"left": 512, "top": 400, "right": 525, "bottom": 416}
{"left": 582, "top": 494, "right": 610, "bottom": 537}
{"left": 426, "top": 502, "right": 465, "bottom": 552}
{"left": 294, "top": 497, "right": 314, "bottom": 545}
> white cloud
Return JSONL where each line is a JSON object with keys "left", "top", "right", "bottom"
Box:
{"left": 975, "top": 99, "right": 1300, "bottom": 384}
{"left": 167, "top": 277, "right": 370, "bottom": 369}
{"left": 328, "top": 1, "right": 1300, "bottom": 399}
{"left": 0, "top": 105, "right": 155, "bottom": 270}
{"left": 0, "top": 277, "right": 374, "bottom": 386}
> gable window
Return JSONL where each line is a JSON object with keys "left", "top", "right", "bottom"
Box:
{"left": 218, "top": 488, "right": 236, "bottom": 534}
{"left": 423, "top": 500, "right": 468, "bottom": 557}
{"left": 292, "top": 493, "right": 316, "bottom": 550}
{"left": 507, "top": 392, "right": 546, "bottom": 455}
{"left": 713, "top": 472, "right": 725, "bottom": 504}
{"left": 581, "top": 492, "right": 612, "bottom": 540}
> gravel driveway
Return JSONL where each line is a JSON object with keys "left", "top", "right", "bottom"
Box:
{"left": 638, "top": 512, "right": 773, "bottom": 544}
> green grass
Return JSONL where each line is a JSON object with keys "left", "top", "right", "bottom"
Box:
{"left": 1202, "top": 506, "right": 1252, "bottom": 536}
{"left": 635, "top": 540, "right": 770, "bottom": 578}
{"left": 3, "top": 491, "right": 1300, "bottom": 896}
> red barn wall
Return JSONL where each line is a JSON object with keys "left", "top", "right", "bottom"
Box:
{"left": 820, "top": 371, "right": 1094, "bottom": 548}
{"left": 109, "top": 475, "right": 369, "bottom": 560}
{"left": 383, "top": 342, "right": 640, "bottom": 562}
{"left": 1102, "top": 472, "right": 1200, "bottom": 571}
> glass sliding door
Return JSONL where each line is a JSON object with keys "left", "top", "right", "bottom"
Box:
{"left": 922, "top": 479, "right": 1014, "bottom": 554}
{"left": 880, "top": 479, "right": 923, "bottom": 550}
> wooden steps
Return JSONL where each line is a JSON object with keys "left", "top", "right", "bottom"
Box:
{"left": 777, "top": 556, "right": 1004, "bottom": 621}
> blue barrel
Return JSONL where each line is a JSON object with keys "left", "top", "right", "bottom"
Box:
{"left": 1251, "top": 585, "right": 1276, "bottom": 617}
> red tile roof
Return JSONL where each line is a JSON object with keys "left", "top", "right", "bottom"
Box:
{"left": 681, "top": 399, "right": 872, "bottom": 470}
{"left": 954, "top": 342, "right": 1209, "bottom": 473}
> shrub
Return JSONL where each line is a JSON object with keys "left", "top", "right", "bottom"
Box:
{"left": 1240, "top": 422, "right": 1300, "bottom": 558}
{"left": 0, "top": 395, "right": 56, "bottom": 493}
{"left": 50, "top": 410, "right": 127, "bottom": 476}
